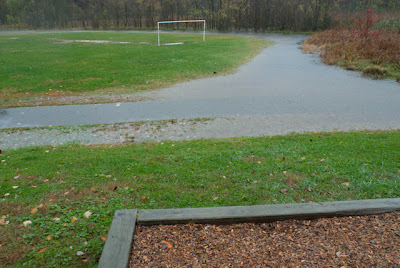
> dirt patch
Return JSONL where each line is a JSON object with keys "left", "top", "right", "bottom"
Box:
{"left": 283, "top": 173, "right": 304, "bottom": 186}
{"left": 78, "top": 77, "right": 101, "bottom": 82}
{"left": 0, "top": 91, "right": 147, "bottom": 108}
{"left": 54, "top": 39, "right": 132, "bottom": 45}
{"left": 131, "top": 211, "right": 400, "bottom": 267}
{"left": 9, "top": 74, "right": 24, "bottom": 78}
{"left": 241, "top": 155, "right": 267, "bottom": 163}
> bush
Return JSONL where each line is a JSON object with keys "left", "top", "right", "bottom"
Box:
{"left": 302, "top": 10, "right": 400, "bottom": 82}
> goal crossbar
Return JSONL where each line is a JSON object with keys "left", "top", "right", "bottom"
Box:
{"left": 157, "top": 20, "right": 206, "bottom": 46}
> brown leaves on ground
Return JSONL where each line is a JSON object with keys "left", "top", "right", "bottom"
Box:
{"left": 0, "top": 215, "right": 9, "bottom": 225}
{"left": 131, "top": 212, "right": 400, "bottom": 267}
{"left": 160, "top": 241, "right": 173, "bottom": 250}
{"left": 30, "top": 207, "right": 38, "bottom": 214}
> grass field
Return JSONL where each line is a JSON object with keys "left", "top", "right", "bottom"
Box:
{"left": 1, "top": 130, "right": 399, "bottom": 266}
{"left": 0, "top": 32, "right": 269, "bottom": 108}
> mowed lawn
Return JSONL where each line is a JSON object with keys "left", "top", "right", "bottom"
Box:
{"left": 0, "top": 32, "right": 269, "bottom": 107}
{"left": 0, "top": 130, "right": 399, "bottom": 266}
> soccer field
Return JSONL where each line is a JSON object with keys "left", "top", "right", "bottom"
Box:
{"left": 0, "top": 32, "right": 269, "bottom": 107}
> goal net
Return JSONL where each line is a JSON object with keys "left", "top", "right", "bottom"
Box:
{"left": 157, "top": 20, "right": 206, "bottom": 46}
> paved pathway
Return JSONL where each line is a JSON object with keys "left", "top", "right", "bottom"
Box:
{"left": 0, "top": 33, "right": 399, "bottom": 132}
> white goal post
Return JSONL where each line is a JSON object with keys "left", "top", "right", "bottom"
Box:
{"left": 157, "top": 20, "right": 206, "bottom": 46}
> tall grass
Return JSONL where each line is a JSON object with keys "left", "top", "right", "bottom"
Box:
{"left": 303, "top": 11, "right": 400, "bottom": 82}
{"left": 304, "top": 29, "right": 400, "bottom": 65}
{"left": 374, "top": 18, "right": 400, "bottom": 32}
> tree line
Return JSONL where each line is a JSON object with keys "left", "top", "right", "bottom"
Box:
{"left": 1, "top": 0, "right": 399, "bottom": 31}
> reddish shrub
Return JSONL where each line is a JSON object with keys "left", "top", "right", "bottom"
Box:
{"left": 304, "top": 10, "right": 400, "bottom": 67}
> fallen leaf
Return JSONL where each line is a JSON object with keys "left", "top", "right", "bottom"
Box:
{"left": 83, "top": 211, "right": 92, "bottom": 218}
{"left": 14, "top": 174, "right": 21, "bottom": 179}
{"left": 301, "top": 157, "right": 306, "bottom": 160}
{"left": 71, "top": 217, "right": 79, "bottom": 223}
{"left": 257, "top": 161, "right": 261, "bottom": 164}
{"left": 160, "top": 240, "right": 173, "bottom": 250}
{"left": 46, "top": 234, "right": 53, "bottom": 241}
{"left": 212, "top": 196, "right": 219, "bottom": 200}
{"left": 12, "top": 186, "right": 18, "bottom": 189}
{"left": 23, "top": 220, "right": 32, "bottom": 227}
{"left": 31, "top": 207, "right": 38, "bottom": 214}
{"left": 31, "top": 185, "right": 37, "bottom": 188}
{"left": 132, "top": 157, "right": 136, "bottom": 160}
{"left": 342, "top": 182, "right": 350, "bottom": 186}
{"left": 314, "top": 131, "right": 318, "bottom": 134}
{"left": 76, "top": 251, "right": 85, "bottom": 256}
{"left": 4, "top": 193, "right": 10, "bottom": 197}
{"left": 53, "top": 217, "right": 60, "bottom": 222}
{"left": 283, "top": 171, "right": 287, "bottom": 174}
{"left": 90, "top": 187, "right": 96, "bottom": 193}
{"left": 280, "top": 188, "right": 287, "bottom": 194}
{"left": 38, "top": 248, "right": 47, "bottom": 253}
{"left": 140, "top": 196, "right": 147, "bottom": 201}
{"left": 151, "top": 161, "right": 155, "bottom": 165}
{"left": 0, "top": 215, "right": 9, "bottom": 225}
{"left": 320, "top": 159, "right": 325, "bottom": 162}
{"left": 43, "top": 179, "right": 49, "bottom": 182}
{"left": 101, "top": 235, "right": 107, "bottom": 242}
{"left": 253, "top": 180, "right": 259, "bottom": 184}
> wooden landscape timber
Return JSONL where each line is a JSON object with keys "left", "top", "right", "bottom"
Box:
{"left": 99, "top": 198, "right": 400, "bottom": 268}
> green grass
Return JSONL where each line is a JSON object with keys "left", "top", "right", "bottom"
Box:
{"left": 1, "top": 130, "right": 399, "bottom": 266}
{"left": 0, "top": 32, "right": 269, "bottom": 107}
{"left": 338, "top": 59, "right": 400, "bottom": 81}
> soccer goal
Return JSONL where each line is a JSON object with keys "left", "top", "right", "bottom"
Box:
{"left": 157, "top": 20, "right": 206, "bottom": 46}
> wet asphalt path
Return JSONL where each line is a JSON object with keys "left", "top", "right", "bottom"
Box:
{"left": 0, "top": 33, "right": 399, "bottom": 130}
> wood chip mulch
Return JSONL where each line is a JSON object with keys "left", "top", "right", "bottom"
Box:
{"left": 131, "top": 212, "right": 400, "bottom": 267}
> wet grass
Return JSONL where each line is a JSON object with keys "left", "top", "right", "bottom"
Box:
{"left": 0, "top": 32, "right": 269, "bottom": 108}
{"left": 1, "top": 130, "right": 399, "bottom": 266}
